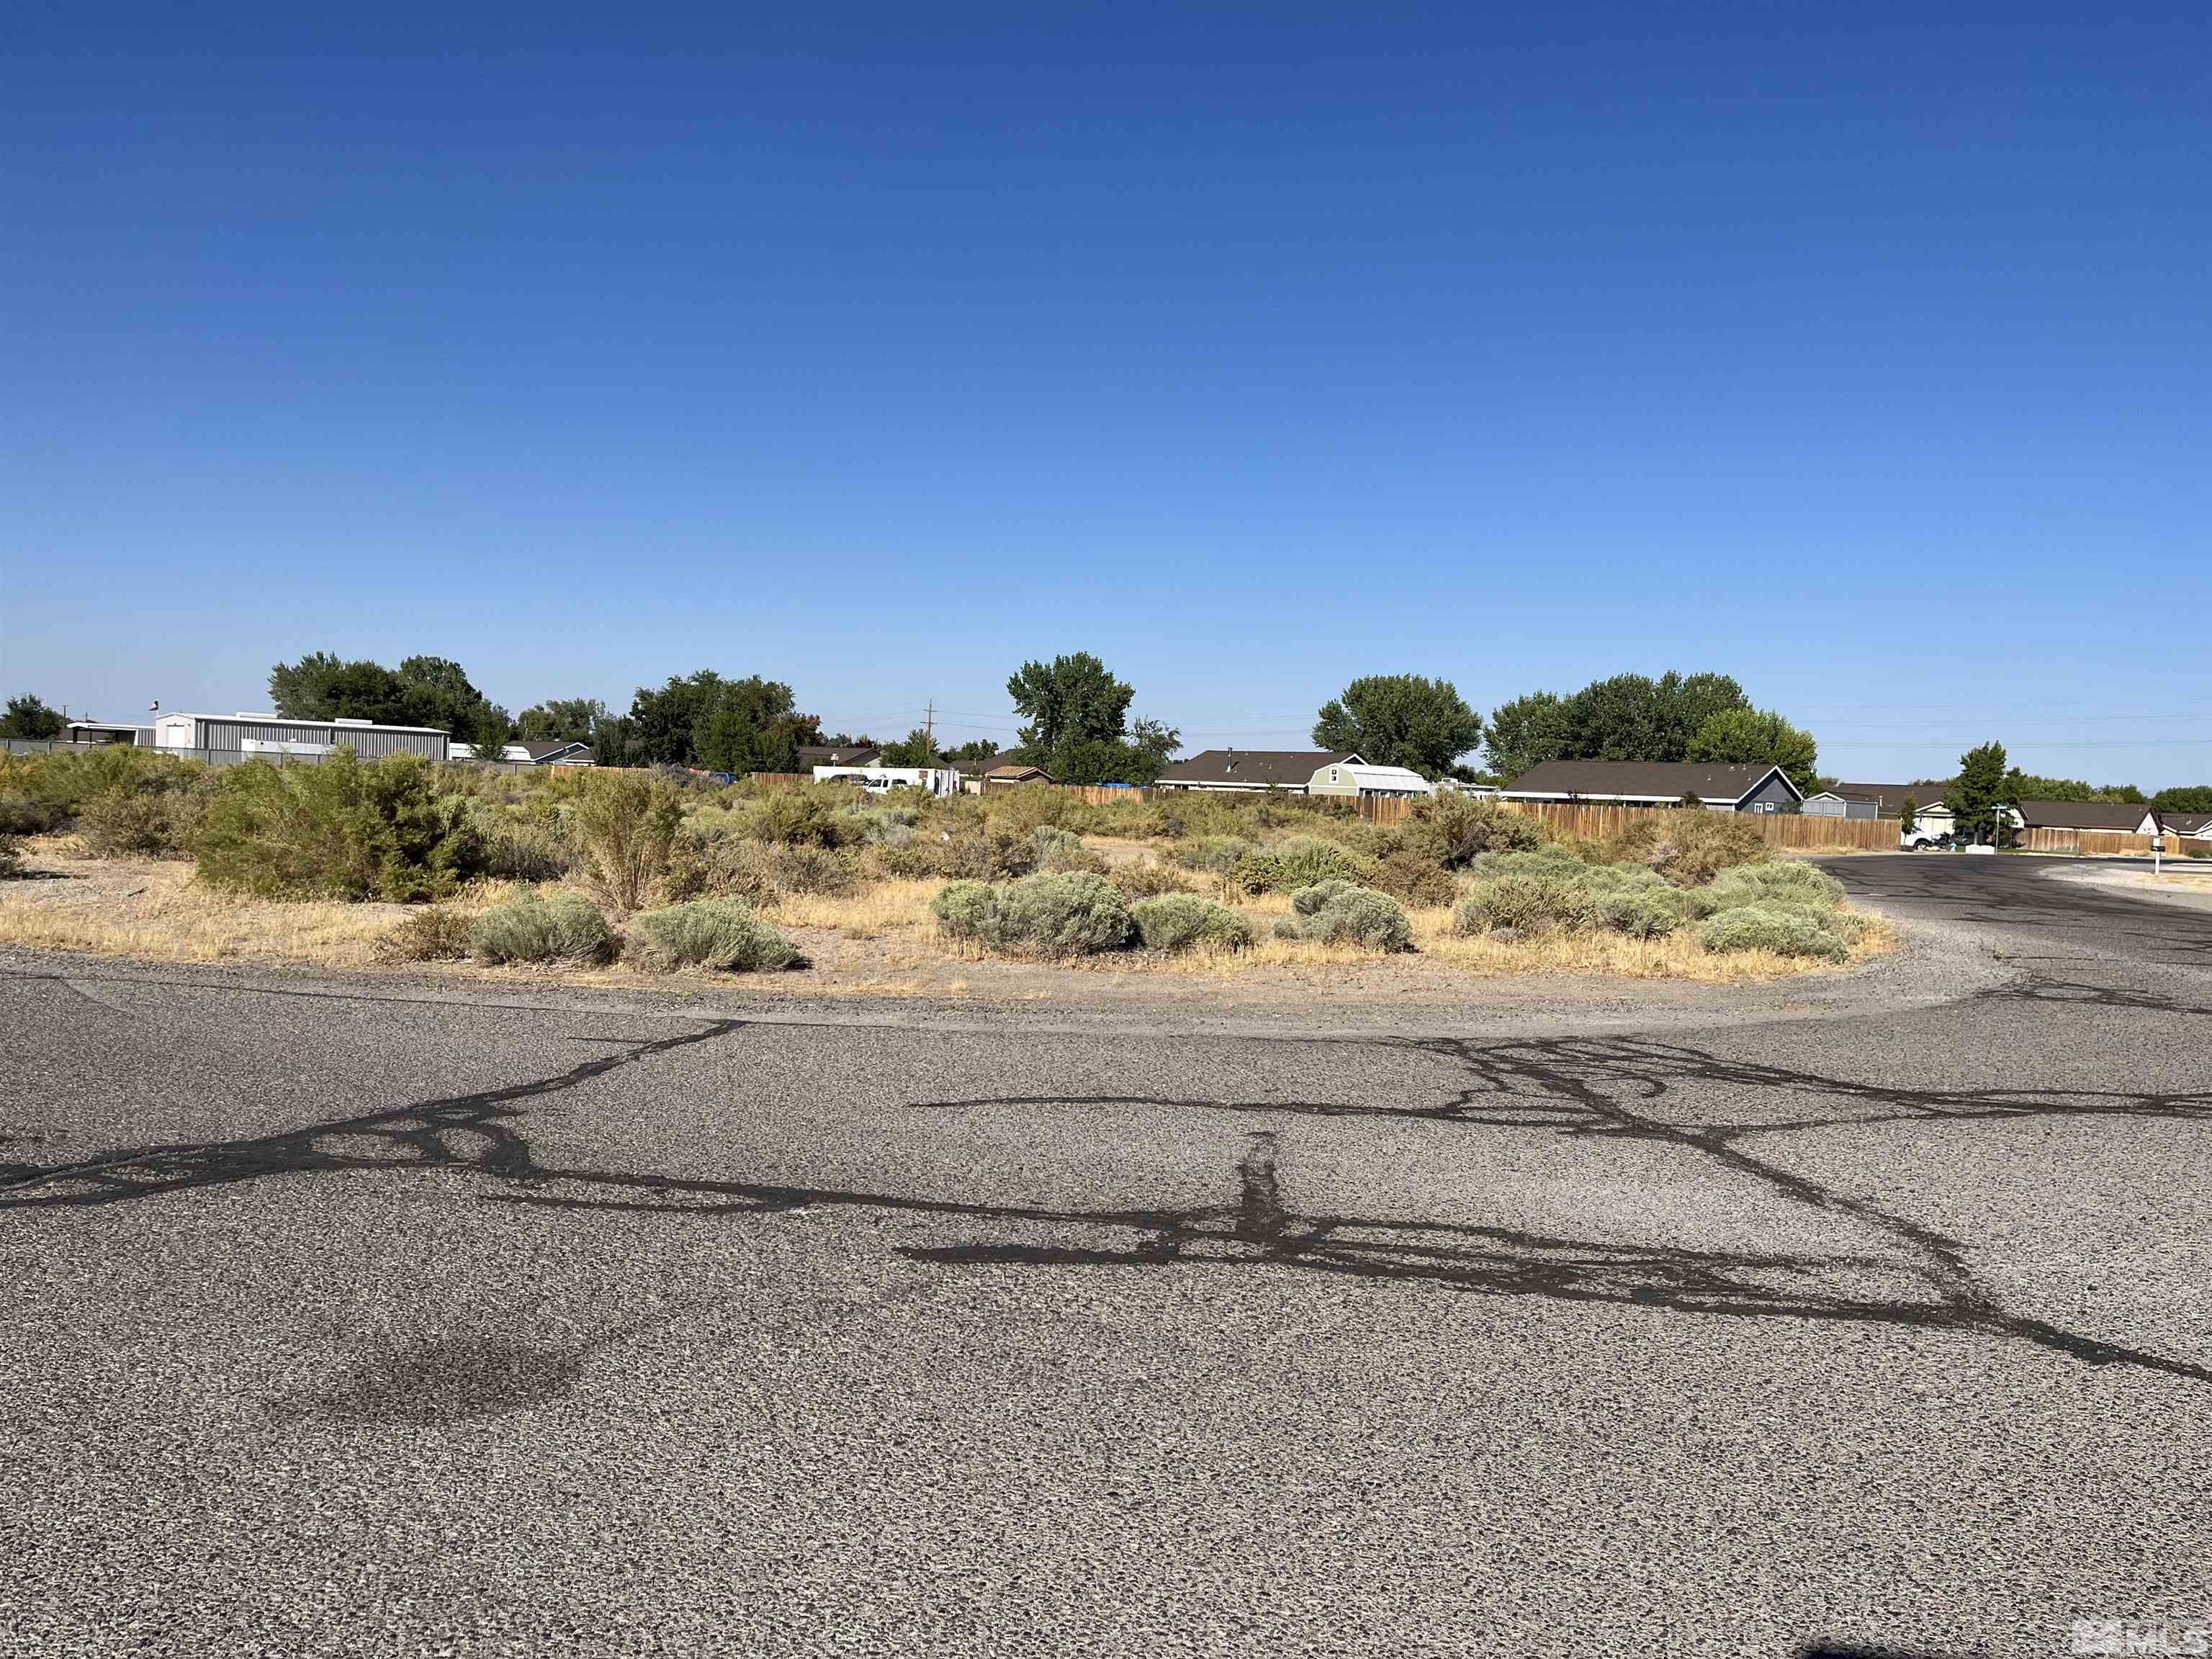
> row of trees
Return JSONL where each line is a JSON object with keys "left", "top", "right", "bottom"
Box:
{"left": 1480, "top": 671, "right": 1820, "bottom": 793}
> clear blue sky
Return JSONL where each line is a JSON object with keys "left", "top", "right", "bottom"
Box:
{"left": 6, "top": 4, "right": 2207, "bottom": 786}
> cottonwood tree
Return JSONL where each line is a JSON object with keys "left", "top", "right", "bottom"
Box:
{"left": 1003, "top": 653, "right": 1174, "bottom": 783}
{"left": 1686, "top": 707, "right": 1820, "bottom": 796}
{"left": 0, "top": 695, "right": 65, "bottom": 739}
{"left": 1311, "top": 675, "right": 1482, "bottom": 779}
{"left": 1952, "top": 741, "right": 2011, "bottom": 847}
{"left": 1485, "top": 671, "right": 1759, "bottom": 778}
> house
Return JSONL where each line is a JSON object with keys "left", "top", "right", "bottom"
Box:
{"left": 796, "top": 744, "right": 882, "bottom": 770}
{"left": 1801, "top": 781, "right": 1953, "bottom": 822}
{"left": 980, "top": 762, "right": 1055, "bottom": 791}
{"left": 1306, "top": 761, "right": 1435, "bottom": 801}
{"left": 2015, "top": 800, "right": 2160, "bottom": 836}
{"left": 1154, "top": 750, "right": 1361, "bottom": 794}
{"left": 152, "top": 712, "right": 449, "bottom": 761}
{"left": 500, "top": 739, "right": 595, "bottom": 766}
{"left": 1499, "top": 760, "right": 1804, "bottom": 814}
{"left": 2157, "top": 811, "right": 2212, "bottom": 841}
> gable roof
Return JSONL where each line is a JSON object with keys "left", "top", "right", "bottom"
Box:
{"left": 2015, "top": 799, "right": 2153, "bottom": 831}
{"left": 1155, "top": 749, "right": 1360, "bottom": 788}
{"left": 511, "top": 739, "right": 592, "bottom": 762}
{"left": 1502, "top": 760, "right": 1802, "bottom": 804}
{"left": 797, "top": 745, "right": 882, "bottom": 769}
{"left": 1833, "top": 782, "right": 1951, "bottom": 814}
{"left": 2157, "top": 811, "right": 2212, "bottom": 835}
{"left": 1320, "top": 762, "right": 1435, "bottom": 793}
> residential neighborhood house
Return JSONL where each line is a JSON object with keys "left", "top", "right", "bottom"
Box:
{"left": 1305, "top": 760, "right": 1436, "bottom": 801}
{"left": 2014, "top": 800, "right": 2161, "bottom": 836}
{"left": 1499, "top": 760, "right": 1804, "bottom": 814}
{"left": 498, "top": 739, "right": 595, "bottom": 766}
{"left": 1154, "top": 750, "right": 1362, "bottom": 794}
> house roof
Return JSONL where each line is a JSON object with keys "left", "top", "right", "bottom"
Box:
{"left": 2014, "top": 799, "right": 2152, "bottom": 831}
{"left": 796, "top": 745, "right": 881, "bottom": 768}
{"left": 985, "top": 762, "right": 1054, "bottom": 781}
{"left": 1321, "top": 763, "right": 1435, "bottom": 793}
{"left": 1834, "top": 782, "right": 1951, "bottom": 814}
{"left": 511, "top": 739, "right": 592, "bottom": 762}
{"left": 2158, "top": 811, "right": 2212, "bottom": 835}
{"left": 1502, "top": 760, "right": 1802, "bottom": 804}
{"left": 1155, "top": 749, "right": 1360, "bottom": 788}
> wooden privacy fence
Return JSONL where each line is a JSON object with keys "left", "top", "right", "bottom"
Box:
{"left": 2026, "top": 827, "right": 2169, "bottom": 858}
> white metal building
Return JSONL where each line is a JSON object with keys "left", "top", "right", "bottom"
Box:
{"left": 153, "top": 712, "right": 451, "bottom": 761}
{"left": 1306, "top": 761, "right": 1437, "bottom": 800}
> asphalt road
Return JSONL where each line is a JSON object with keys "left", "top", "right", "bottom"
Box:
{"left": 2, "top": 856, "right": 2208, "bottom": 1658}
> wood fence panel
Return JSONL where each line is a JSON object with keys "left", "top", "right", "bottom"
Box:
{"left": 1492, "top": 800, "right": 1898, "bottom": 853}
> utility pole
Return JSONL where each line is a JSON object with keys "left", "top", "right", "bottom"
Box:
{"left": 923, "top": 701, "right": 935, "bottom": 744}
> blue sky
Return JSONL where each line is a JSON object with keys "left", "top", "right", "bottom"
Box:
{"left": 5, "top": 4, "right": 2208, "bottom": 785}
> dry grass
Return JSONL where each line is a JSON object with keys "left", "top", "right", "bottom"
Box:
{"left": 0, "top": 837, "right": 1894, "bottom": 990}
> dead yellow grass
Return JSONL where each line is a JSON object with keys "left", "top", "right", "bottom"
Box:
{"left": 764, "top": 878, "right": 940, "bottom": 940}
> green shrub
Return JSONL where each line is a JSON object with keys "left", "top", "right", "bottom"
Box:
{"left": 1030, "top": 824, "right": 1109, "bottom": 874}
{"left": 1173, "top": 835, "right": 1257, "bottom": 873}
{"left": 628, "top": 899, "right": 805, "bottom": 972}
{"left": 78, "top": 788, "right": 185, "bottom": 858}
{"left": 2187, "top": 844, "right": 2211, "bottom": 860}
{"left": 739, "top": 788, "right": 856, "bottom": 849}
{"left": 1228, "top": 835, "right": 1375, "bottom": 894}
{"left": 1290, "top": 878, "right": 1359, "bottom": 916}
{"left": 575, "top": 771, "right": 683, "bottom": 914}
{"left": 1112, "top": 858, "right": 1193, "bottom": 898}
{"left": 470, "top": 889, "right": 616, "bottom": 965}
{"left": 196, "top": 752, "right": 487, "bottom": 902}
{"left": 929, "top": 871, "right": 1134, "bottom": 957}
{"left": 1404, "top": 793, "right": 1545, "bottom": 867}
{"left": 1696, "top": 904, "right": 1849, "bottom": 962}
{"left": 479, "top": 817, "right": 577, "bottom": 882}
{"left": 1604, "top": 812, "right": 1768, "bottom": 886}
{"left": 0, "top": 833, "right": 19, "bottom": 880}
{"left": 1367, "top": 848, "right": 1460, "bottom": 909}
{"left": 1455, "top": 860, "right": 1691, "bottom": 939}
{"left": 939, "top": 822, "right": 1040, "bottom": 881}
{"left": 1279, "top": 885, "right": 1411, "bottom": 950}
{"left": 1696, "top": 860, "right": 1845, "bottom": 914}
{"left": 1130, "top": 893, "right": 1254, "bottom": 953}
{"left": 0, "top": 796, "right": 63, "bottom": 836}
{"left": 868, "top": 840, "right": 948, "bottom": 881}
{"left": 375, "top": 906, "right": 476, "bottom": 963}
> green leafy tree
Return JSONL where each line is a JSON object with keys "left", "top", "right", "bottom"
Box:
{"left": 1901, "top": 797, "right": 1918, "bottom": 835}
{"left": 267, "top": 652, "right": 346, "bottom": 719}
{"left": 1953, "top": 741, "right": 2011, "bottom": 847}
{"left": 2152, "top": 785, "right": 2212, "bottom": 814}
{"left": 946, "top": 738, "right": 999, "bottom": 765}
{"left": 642, "top": 673, "right": 819, "bottom": 773}
{"left": 1, "top": 695, "right": 65, "bottom": 739}
{"left": 1049, "top": 737, "right": 1168, "bottom": 786}
{"left": 1484, "top": 691, "right": 1575, "bottom": 780}
{"left": 1007, "top": 653, "right": 1135, "bottom": 754}
{"left": 1686, "top": 706, "right": 1821, "bottom": 796}
{"left": 1312, "top": 675, "right": 1482, "bottom": 779}
{"left": 269, "top": 652, "right": 508, "bottom": 747}
{"left": 877, "top": 729, "right": 943, "bottom": 766}
{"left": 518, "top": 698, "right": 610, "bottom": 745}
{"left": 1131, "top": 717, "right": 1181, "bottom": 768}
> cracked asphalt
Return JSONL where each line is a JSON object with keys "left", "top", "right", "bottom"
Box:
{"left": 2, "top": 854, "right": 2208, "bottom": 1658}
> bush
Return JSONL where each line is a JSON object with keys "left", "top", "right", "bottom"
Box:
{"left": 0, "top": 796, "right": 63, "bottom": 836}
{"left": 2188, "top": 844, "right": 2211, "bottom": 860}
{"left": 196, "top": 752, "right": 487, "bottom": 902}
{"left": 1696, "top": 904, "right": 1849, "bottom": 962}
{"left": 1228, "top": 835, "right": 1375, "bottom": 894}
{"left": 78, "top": 788, "right": 185, "bottom": 858}
{"left": 1173, "top": 835, "right": 1258, "bottom": 873}
{"left": 739, "top": 788, "right": 856, "bottom": 849}
{"left": 375, "top": 906, "right": 476, "bottom": 963}
{"left": 0, "top": 833, "right": 19, "bottom": 880}
{"left": 1112, "top": 858, "right": 1193, "bottom": 898}
{"left": 1030, "top": 824, "right": 1109, "bottom": 874}
{"left": 479, "top": 817, "right": 577, "bottom": 882}
{"left": 1455, "top": 860, "right": 1691, "bottom": 939}
{"left": 1367, "top": 848, "right": 1460, "bottom": 909}
{"left": 628, "top": 899, "right": 805, "bottom": 973}
{"left": 1404, "top": 794, "right": 1545, "bottom": 867}
{"left": 1696, "top": 860, "right": 1844, "bottom": 914}
{"left": 939, "top": 822, "right": 1040, "bottom": 881}
{"left": 1130, "top": 893, "right": 1254, "bottom": 953}
{"left": 575, "top": 772, "right": 683, "bottom": 914}
{"left": 1278, "top": 884, "right": 1411, "bottom": 950}
{"left": 470, "top": 889, "right": 616, "bottom": 965}
{"left": 1290, "top": 878, "right": 1359, "bottom": 916}
{"left": 929, "top": 871, "right": 1135, "bottom": 957}
{"left": 1604, "top": 812, "right": 1768, "bottom": 886}
{"left": 868, "top": 839, "right": 948, "bottom": 881}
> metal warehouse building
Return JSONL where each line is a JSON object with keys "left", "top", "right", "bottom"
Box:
{"left": 153, "top": 712, "right": 451, "bottom": 761}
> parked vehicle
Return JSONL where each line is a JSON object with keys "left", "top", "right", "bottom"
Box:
{"left": 1901, "top": 824, "right": 1948, "bottom": 850}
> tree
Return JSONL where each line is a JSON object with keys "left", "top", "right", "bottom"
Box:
{"left": 1006, "top": 654, "right": 1135, "bottom": 755}
{"left": 632, "top": 672, "right": 819, "bottom": 772}
{"left": 0, "top": 695, "right": 65, "bottom": 739}
{"left": 268, "top": 652, "right": 346, "bottom": 719}
{"left": 1311, "top": 675, "right": 1483, "bottom": 779}
{"left": 518, "top": 698, "right": 610, "bottom": 745}
{"left": 1953, "top": 742, "right": 2010, "bottom": 847}
{"left": 2152, "top": 785, "right": 2212, "bottom": 815}
{"left": 1686, "top": 706, "right": 1820, "bottom": 796}
{"left": 269, "top": 651, "right": 508, "bottom": 747}
{"left": 946, "top": 738, "right": 999, "bottom": 765}
{"left": 877, "top": 729, "right": 943, "bottom": 767}
{"left": 1484, "top": 691, "right": 1574, "bottom": 781}
{"left": 1901, "top": 796, "right": 1918, "bottom": 835}
{"left": 1130, "top": 717, "right": 1181, "bottom": 768}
